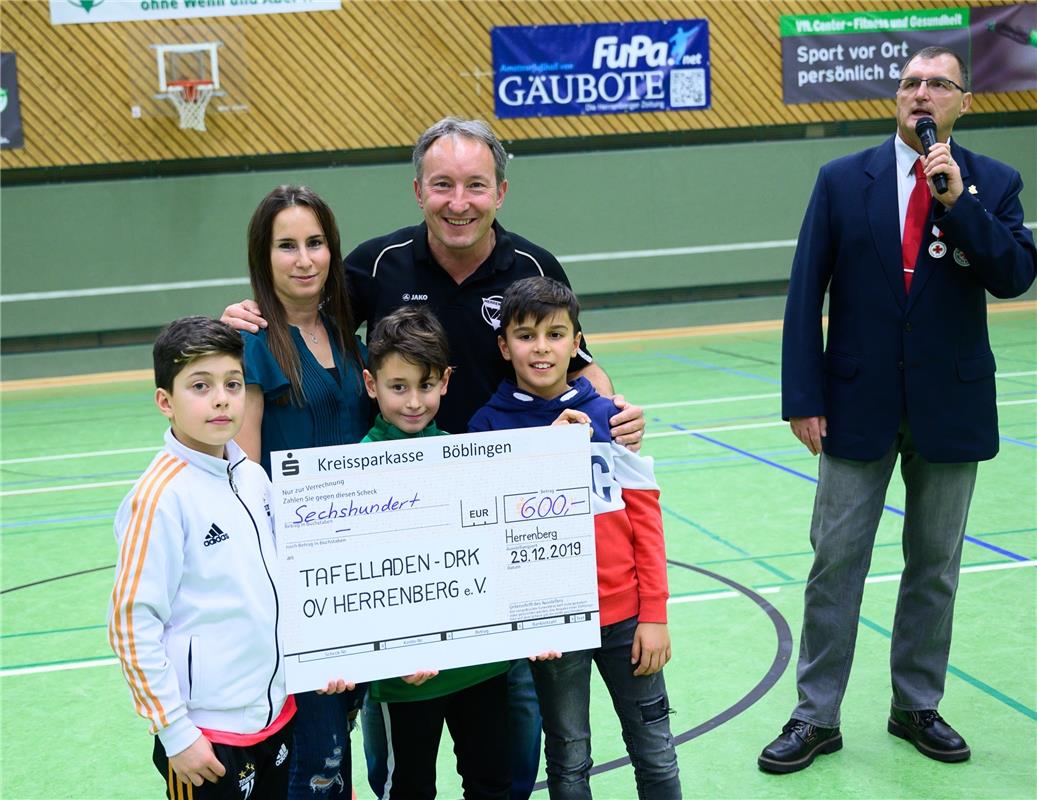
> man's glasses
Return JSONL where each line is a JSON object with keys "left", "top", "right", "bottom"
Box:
{"left": 895, "top": 76, "right": 967, "bottom": 95}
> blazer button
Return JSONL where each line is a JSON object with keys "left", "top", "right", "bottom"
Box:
{"left": 898, "top": 360, "right": 904, "bottom": 370}
{"left": 904, "top": 322, "right": 912, "bottom": 332}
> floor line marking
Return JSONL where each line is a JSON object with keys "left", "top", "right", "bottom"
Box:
{"left": 1, "top": 657, "right": 120, "bottom": 678}
{"left": 0, "top": 446, "right": 156, "bottom": 466}
{"left": 862, "top": 559, "right": 1037, "bottom": 584}
{"left": 689, "top": 429, "right": 1033, "bottom": 563}
{"left": 0, "top": 623, "right": 107, "bottom": 640}
{"left": 0, "top": 480, "right": 136, "bottom": 498}
{"left": 643, "top": 392, "right": 780, "bottom": 410}
{"left": 14, "top": 562, "right": 1025, "bottom": 637}
{"left": 663, "top": 505, "right": 796, "bottom": 582}
{"left": 646, "top": 421, "right": 786, "bottom": 439}
{"left": 0, "top": 240, "right": 799, "bottom": 303}
{"left": 2, "top": 560, "right": 1027, "bottom": 678}
{"left": 1, "top": 278, "right": 250, "bottom": 303}
{"left": 857, "top": 617, "right": 1037, "bottom": 720}
{"left": 669, "top": 587, "right": 781, "bottom": 604}
{"left": 6, "top": 240, "right": 1037, "bottom": 303}
{"left": 3, "top": 302, "right": 1033, "bottom": 391}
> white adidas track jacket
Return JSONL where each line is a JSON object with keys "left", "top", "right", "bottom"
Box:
{"left": 108, "top": 430, "right": 287, "bottom": 756}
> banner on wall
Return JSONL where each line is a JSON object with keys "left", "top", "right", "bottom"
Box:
{"left": 780, "top": 5, "right": 1037, "bottom": 104}
{"left": 1, "top": 52, "right": 24, "bottom": 150}
{"left": 970, "top": 4, "right": 1037, "bottom": 93}
{"left": 780, "top": 8, "right": 970, "bottom": 104}
{"left": 492, "top": 20, "right": 711, "bottom": 119}
{"left": 50, "top": 0, "right": 341, "bottom": 26}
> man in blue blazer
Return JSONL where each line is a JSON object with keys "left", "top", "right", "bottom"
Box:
{"left": 759, "top": 47, "right": 1036, "bottom": 774}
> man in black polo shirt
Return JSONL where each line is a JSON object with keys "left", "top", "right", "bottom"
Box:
{"left": 227, "top": 116, "right": 644, "bottom": 441}
{"left": 225, "top": 116, "right": 645, "bottom": 798}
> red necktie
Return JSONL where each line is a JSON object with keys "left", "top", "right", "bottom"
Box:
{"left": 901, "top": 158, "right": 929, "bottom": 292}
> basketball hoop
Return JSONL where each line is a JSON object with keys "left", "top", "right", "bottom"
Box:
{"left": 165, "top": 79, "right": 215, "bottom": 132}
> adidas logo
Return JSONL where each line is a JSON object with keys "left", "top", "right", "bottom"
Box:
{"left": 275, "top": 742, "right": 289, "bottom": 767}
{"left": 203, "top": 523, "right": 230, "bottom": 547}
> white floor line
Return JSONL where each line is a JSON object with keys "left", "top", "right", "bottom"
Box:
{"left": 2, "top": 384, "right": 1030, "bottom": 470}
{"left": 668, "top": 586, "right": 782, "bottom": 605}
{"left": 0, "top": 446, "right": 156, "bottom": 466}
{"left": 863, "top": 559, "right": 1037, "bottom": 585}
{"left": 4, "top": 562, "right": 1031, "bottom": 679}
{"left": 2, "top": 231, "right": 1035, "bottom": 302}
{"left": 1, "top": 657, "right": 119, "bottom": 678}
{"left": 0, "top": 479, "right": 136, "bottom": 498}
{"left": 998, "top": 371, "right": 1037, "bottom": 378}
{"left": 643, "top": 392, "right": 780, "bottom": 410}
{"left": 645, "top": 420, "right": 787, "bottom": 439}
{"left": 957, "top": 559, "right": 1037, "bottom": 575}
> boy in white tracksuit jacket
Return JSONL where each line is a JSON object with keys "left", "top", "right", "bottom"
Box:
{"left": 108, "top": 317, "right": 349, "bottom": 799}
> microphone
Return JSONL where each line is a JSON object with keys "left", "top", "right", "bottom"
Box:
{"left": 914, "top": 117, "right": 948, "bottom": 195}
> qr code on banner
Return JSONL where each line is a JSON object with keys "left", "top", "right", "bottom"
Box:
{"left": 670, "top": 68, "right": 706, "bottom": 108}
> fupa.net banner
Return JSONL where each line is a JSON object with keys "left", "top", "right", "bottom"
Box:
{"left": 492, "top": 19, "right": 711, "bottom": 119}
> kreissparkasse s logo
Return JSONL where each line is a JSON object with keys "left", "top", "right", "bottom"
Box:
{"left": 281, "top": 453, "right": 300, "bottom": 477}
{"left": 67, "top": 0, "right": 105, "bottom": 12}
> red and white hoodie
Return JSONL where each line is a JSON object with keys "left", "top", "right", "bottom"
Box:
{"left": 469, "top": 377, "right": 668, "bottom": 626}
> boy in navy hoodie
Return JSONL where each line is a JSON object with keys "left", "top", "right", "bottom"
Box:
{"left": 469, "top": 278, "right": 681, "bottom": 799}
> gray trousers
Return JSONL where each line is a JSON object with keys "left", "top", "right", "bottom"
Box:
{"left": 792, "top": 422, "right": 977, "bottom": 728}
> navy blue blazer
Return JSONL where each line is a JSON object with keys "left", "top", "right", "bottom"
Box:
{"left": 782, "top": 136, "right": 1036, "bottom": 463}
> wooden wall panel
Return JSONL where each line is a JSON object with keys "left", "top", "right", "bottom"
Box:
{"left": 1, "top": 0, "right": 1034, "bottom": 170}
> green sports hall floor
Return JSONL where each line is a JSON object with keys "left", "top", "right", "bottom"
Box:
{"left": 1, "top": 304, "right": 1034, "bottom": 799}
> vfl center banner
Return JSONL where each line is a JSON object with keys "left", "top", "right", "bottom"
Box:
{"left": 492, "top": 20, "right": 710, "bottom": 119}
{"left": 780, "top": 7, "right": 970, "bottom": 104}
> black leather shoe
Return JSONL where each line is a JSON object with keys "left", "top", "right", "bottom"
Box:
{"left": 888, "top": 708, "right": 971, "bottom": 762}
{"left": 758, "top": 718, "right": 843, "bottom": 773}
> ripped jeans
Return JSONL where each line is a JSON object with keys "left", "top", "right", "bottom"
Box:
{"left": 530, "top": 616, "right": 681, "bottom": 800}
{"left": 288, "top": 688, "right": 365, "bottom": 799}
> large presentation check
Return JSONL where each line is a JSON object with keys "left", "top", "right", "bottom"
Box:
{"left": 271, "top": 425, "right": 601, "bottom": 693}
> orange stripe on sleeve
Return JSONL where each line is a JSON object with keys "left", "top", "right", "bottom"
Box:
{"left": 124, "top": 459, "right": 188, "bottom": 728}
{"left": 109, "top": 454, "right": 180, "bottom": 718}
{"left": 109, "top": 454, "right": 187, "bottom": 728}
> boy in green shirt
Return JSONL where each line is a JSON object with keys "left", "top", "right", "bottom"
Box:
{"left": 360, "top": 305, "right": 511, "bottom": 799}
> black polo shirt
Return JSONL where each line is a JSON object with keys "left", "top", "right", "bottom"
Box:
{"left": 344, "top": 221, "right": 593, "bottom": 434}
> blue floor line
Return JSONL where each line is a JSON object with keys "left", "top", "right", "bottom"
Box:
{"left": 658, "top": 354, "right": 781, "bottom": 386}
{"left": 0, "top": 470, "right": 140, "bottom": 488}
{"left": 661, "top": 505, "right": 795, "bottom": 582}
{"left": 0, "top": 623, "right": 106, "bottom": 640}
{"left": 1000, "top": 435, "right": 1037, "bottom": 450}
{"left": 0, "top": 513, "right": 114, "bottom": 530}
{"left": 688, "top": 429, "right": 1033, "bottom": 563}
{"left": 857, "top": 617, "right": 1037, "bottom": 721}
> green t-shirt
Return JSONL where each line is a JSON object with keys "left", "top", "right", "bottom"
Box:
{"left": 362, "top": 415, "right": 509, "bottom": 703}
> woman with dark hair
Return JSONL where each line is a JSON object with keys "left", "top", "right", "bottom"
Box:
{"left": 238, "top": 185, "right": 369, "bottom": 798}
